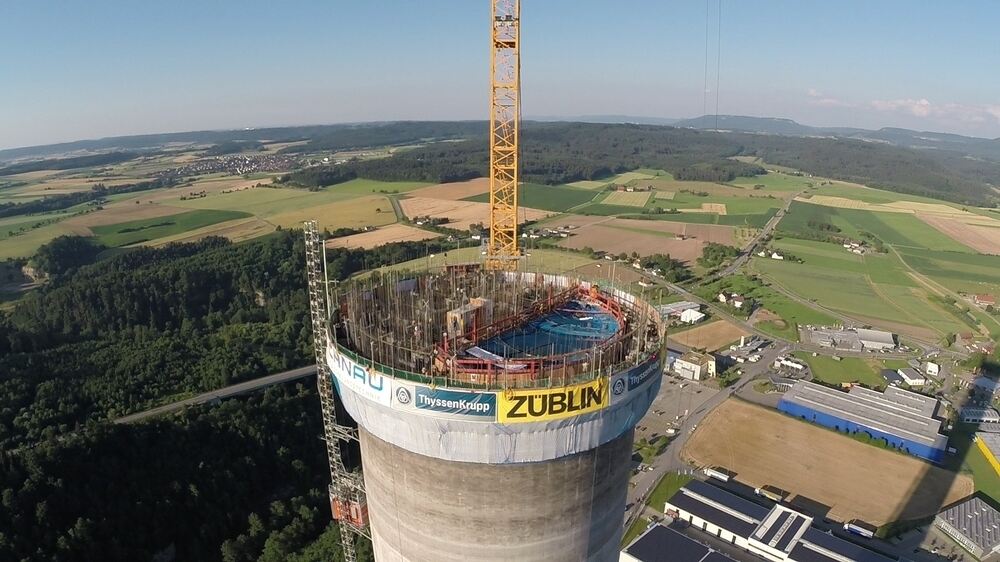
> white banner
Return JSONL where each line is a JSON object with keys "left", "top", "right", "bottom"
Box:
{"left": 326, "top": 344, "right": 392, "bottom": 407}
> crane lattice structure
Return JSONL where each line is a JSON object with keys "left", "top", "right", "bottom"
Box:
{"left": 486, "top": 0, "right": 522, "bottom": 271}
{"left": 304, "top": 221, "right": 369, "bottom": 562}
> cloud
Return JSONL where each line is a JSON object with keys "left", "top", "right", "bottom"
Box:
{"left": 805, "top": 89, "right": 853, "bottom": 108}
{"left": 871, "top": 98, "right": 932, "bottom": 117}
{"left": 871, "top": 98, "right": 1000, "bottom": 124}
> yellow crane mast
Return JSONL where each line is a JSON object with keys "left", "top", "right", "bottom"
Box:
{"left": 486, "top": 0, "right": 521, "bottom": 271}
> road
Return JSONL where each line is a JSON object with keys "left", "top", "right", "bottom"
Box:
{"left": 711, "top": 190, "right": 799, "bottom": 280}
{"left": 113, "top": 365, "right": 317, "bottom": 424}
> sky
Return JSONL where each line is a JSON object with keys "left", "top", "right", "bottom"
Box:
{"left": 1, "top": 0, "right": 999, "bottom": 149}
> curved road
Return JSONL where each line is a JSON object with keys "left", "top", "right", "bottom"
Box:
{"left": 113, "top": 365, "right": 317, "bottom": 424}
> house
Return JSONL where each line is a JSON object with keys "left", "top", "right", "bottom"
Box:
{"left": 925, "top": 361, "right": 941, "bottom": 377}
{"left": 673, "top": 352, "right": 717, "bottom": 381}
{"left": 718, "top": 292, "right": 746, "bottom": 309}
{"left": 770, "top": 252, "right": 784, "bottom": 260}
{"left": 974, "top": 294, "right": 996, "bottom": 307}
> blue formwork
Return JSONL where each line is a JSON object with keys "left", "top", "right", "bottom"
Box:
{"left": 777, "top": 399, "right": 946, "bottom": 463}
{"left": 478, "top": 300, "right": 620, "bottom": 358}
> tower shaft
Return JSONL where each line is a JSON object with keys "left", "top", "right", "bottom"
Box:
{"left": 486, "top": 0, "right": 521, "bottom": 271}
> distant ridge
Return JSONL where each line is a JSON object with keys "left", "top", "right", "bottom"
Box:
{"left": 4, "top": 115, "right": 1000, "bottom": 164}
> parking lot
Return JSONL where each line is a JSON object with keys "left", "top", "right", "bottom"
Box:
{"left": 633, "top": 375, "right": 719, "bottom": 443}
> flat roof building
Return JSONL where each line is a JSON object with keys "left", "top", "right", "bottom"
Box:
{"left": 659, "top": 301, "right": 702, "bottom": 317}
{"left": 674, "top": 351, "right": 718, "bottom": 381}
{"left": 976, "top": 433, "right": 1000, "bottom": 478}
{"left": 857, "top": 328, "right": 896, "bottom": 351}
{"left": 664, "top": 480, "right": 895, "bottom": 562}
{"left": 935, "top": 496, "right": 1000, "bottom": 560}
{"left": 620, "top": 524, "right": 737, "bottom": 562}
{"left": 778, "top": 381, "right": 947, "bottom": 462}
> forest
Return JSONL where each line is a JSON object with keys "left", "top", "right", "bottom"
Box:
{"left": 0, "top": 152, "right": 138, "bottom": 176}
{"left": 0, "top": 383, "right": 366, "bottom": 561}
{"left": 0, "top": 230, "right": 475, "bottom": 560}
{"left": 278, "top": 121, "right": 998, "bottom": 205}
{"left": 284, "top": 122, "right": 763, "bottom": 187}
{"left": 0, "top": 232, "right": 463, "bottom": 450}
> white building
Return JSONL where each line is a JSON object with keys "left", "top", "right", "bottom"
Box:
{"left": 857, "top": 328, "right": 896, "bottom": 351}
{"left": 679, "top": 309, "right": 706, "bottom": 325}
{"left": 673, "top": 352, "right": 717, "bottom": 381}
{"left": 663, "top": 480, "right": 894, "bottom": 562}
{"left": 896, "top": 368, "right": 926, "bottom": 387}
{"left": 925, "top": 361, "right": 941, "bottom": 376}
{"left": 773, "top": 357, "right": 806, "bottom": 371}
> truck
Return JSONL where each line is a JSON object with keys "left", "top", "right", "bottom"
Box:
{"left": 843, "top": 520, "right": 877, "bottom": 539}
{"left": 703, "top": 467, "right": 731, "bottom": 482}
{"left": 754, "top": 485, "right": 787, "bottom": 503}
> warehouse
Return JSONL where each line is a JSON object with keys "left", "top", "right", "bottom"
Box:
{"left": 934, "top": 496, "right": 1000, "bottom": 560}
{"left": 777, "top": 381, "right": 948, "bottom": 462}
{"left": 975, "top": 433, "right": 1000, "bottom": 477}
{"left": 663, "top": 481, "right": 894, "bottom": 562}
{"left": 857, "top": 328, "right": 897, "bottom": 351}
{"left": 620, "top": 524, "right": 737, "bottom": 562}
{"left": 659, "top": 301, "right": 702, "bottom": 317}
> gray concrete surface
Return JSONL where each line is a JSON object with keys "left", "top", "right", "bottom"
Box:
{"left": 361, "top": 427, "right": 634, "bottom": 562}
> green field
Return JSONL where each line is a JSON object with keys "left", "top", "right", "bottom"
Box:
{"left": 325, "top": 178, "right": 430, "bottom": 195}
{"left": 778, "top": 201, "right": 973, "bottom": 253}
{"left": 92, "top": 210, "right": 252, "bottom": 247}
{"left": 792, "top": 352, "right": 885, "bottom": 388}
{"left": 730, "top": 172, "right": 813, "bottom": 192}
{"left": 465, "top": 182, "right": 596, "bottom": 212}
{"left": 646, "top": 472, "right": 693, "bottom": 510}
{"left": 696, "top": 274, "right": 837, "bottom": 340}
{"left": 622, "top": 518, "right": 650, "bottom": 547}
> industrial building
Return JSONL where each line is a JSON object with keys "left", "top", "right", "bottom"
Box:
{"left": 663, "top": 480, "right": 894, "bottom": 562}
{"left": 674, "top": 351, "right": 717, "bottom": 381}
{"left": 976, "top": 433, "right": 1000, "bottom": 477}
{"left": 935, "top": 496, "right": 1000, "bottom": 560}
{"left": 659, "top": 301, "right": 701, "bottom": 317}
{"left": 621, "top": 524, "right": 737, "bottom": 562}
{"left": 963, "top": 407, "right": 1000, "bottom": 424}
{"left": 803, "top": 327, "right": 897, "bottom": 352}
{"left": 778, "top": 381, "right": 948, "bottom": 462}
{"left": 856, "top": 328, "right": 897, "bottom": 351}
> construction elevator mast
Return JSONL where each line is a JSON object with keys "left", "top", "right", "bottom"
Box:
{"left": 486, "top": 0, "right": 521, "bottom": 271}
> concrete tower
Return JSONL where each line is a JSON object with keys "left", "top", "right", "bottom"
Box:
{"left": 322, "top": 267, "right": 665, "bottom": 561}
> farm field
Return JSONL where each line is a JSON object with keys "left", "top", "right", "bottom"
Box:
{"left": 682, "top": 399, "right": 973, "bottom": 526}
{"left": 729, "top": 172, "right": 813, "bottom": 192}
{"left": 602, "top": 191, "right": 651, "bottom": 207}
{"left": 464, "top": 182, "right": 596, "bottom": 212}
{"left": 268, "top": 195, "right": 396, "bottom": 229}
{"left": 408, "top": 178, "right": 489, "bottom": 200}
{"left": 365, "top": 246, "right": 598, "bottom": 277}
{"left": 669, "top": 319, "right": 749, "bottom": 351}
{"left": 91, "top": 210, "right": 252, "bottom": 247}
{"left": 325, "top": 224, "right": 440, "bottom": 249}
{"left": 791, "top": 352, "right": 885, "bottom": 388}
{"left": 399, "top": 197, "right": 551, "bottom": 230}
{"left": 324, "top": 178, "right": 430, "bottom": 196}
{"left": 558, "top": 224, "right": 706, "bottom": 262}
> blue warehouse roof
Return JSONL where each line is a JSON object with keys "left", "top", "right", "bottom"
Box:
{"left": 780, "top": 381, "right": 946, "bottom": 450}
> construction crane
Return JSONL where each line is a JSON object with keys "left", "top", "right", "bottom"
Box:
{"left": 485, "top": 0, "right": 521, "bottom": 271}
